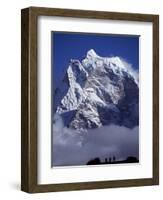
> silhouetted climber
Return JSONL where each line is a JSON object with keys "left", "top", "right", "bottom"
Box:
{"left": 109, "top": 157, "right": 112, "bottom": 163}
{"left": 105, "top": 158, "right": 108, "bottom": 163}
{"left": 113, "top": 156, "right": 116, "bottom": 162}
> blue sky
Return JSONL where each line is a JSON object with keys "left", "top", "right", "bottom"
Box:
{"left": 52, "top": 32, "right": 139, "bottom": 87}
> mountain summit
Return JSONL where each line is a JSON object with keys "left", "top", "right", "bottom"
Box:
{"left": 54, "top": 49, "right": 139, "bottom": 130}
{"left": 86, "top": 49, "right": 100, "bottom": 58}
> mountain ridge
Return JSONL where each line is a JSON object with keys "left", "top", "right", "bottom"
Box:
{"left": 54, "top": 49, "right": 139, "bottom": 131}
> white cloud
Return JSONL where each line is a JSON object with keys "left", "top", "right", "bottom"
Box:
{"left": 120, "top": 57, "right": 139, "bottom": 85}
{"left": 52, "top": 115, "right": 139, "bottom": 166}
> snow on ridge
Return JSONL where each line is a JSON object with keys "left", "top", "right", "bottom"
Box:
{"left": 80, "top": 49, "right": 138, "bottom": 85}
{"left": 55, "top": 49, "right": 139, "bottom": 130}
{"left": 86, "top": 49, "right": 101, "bottom": 59}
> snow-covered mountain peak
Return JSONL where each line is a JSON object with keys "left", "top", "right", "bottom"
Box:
{"left": 86, "top": 49, "right": 100, "bottom": 59}
{"left": 82, "top": 50, "right": 137, "bottom": 83}
{"left": 109, "top": 57, "right": 126, "bottom": 70}
{"left": 82, "top": 49, "right": 102, "bottom": 70}
{"left": 54, "top": 50, "right": 139, "bottom": 130}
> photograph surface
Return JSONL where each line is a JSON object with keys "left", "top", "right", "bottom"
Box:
{"left": 52, "top": 32, "right": 139, "bottom": 167}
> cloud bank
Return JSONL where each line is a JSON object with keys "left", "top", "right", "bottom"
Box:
{"left": 120, "top": 58, "right": 139, "bottom": 85}
{"left": 52, "top": 115, "right": 139, "bottom": 167}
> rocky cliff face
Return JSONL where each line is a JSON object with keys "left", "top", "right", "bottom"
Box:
{"left": 54, "top": 49, "right": 139, "bottom": 131}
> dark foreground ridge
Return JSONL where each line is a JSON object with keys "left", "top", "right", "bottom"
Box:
{"left": 87, "top": 156, "right": 139, "bottom": 165}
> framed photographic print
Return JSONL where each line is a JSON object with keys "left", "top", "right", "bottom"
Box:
{"left": 21, "top": 7, "right": 159, "bottom": 193}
